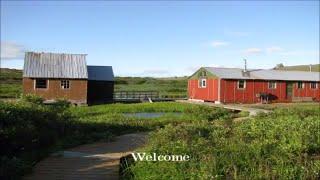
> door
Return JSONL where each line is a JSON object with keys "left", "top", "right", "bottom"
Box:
{"left": 286, "top": 82, "right": 293, "bottom": 100}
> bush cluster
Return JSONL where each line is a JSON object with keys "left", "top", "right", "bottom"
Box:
{"left": 130, "top": 107, "right": 320, "bottom": 179}
{"left": 0, "top": 95, "right": 113, "bottom": 179}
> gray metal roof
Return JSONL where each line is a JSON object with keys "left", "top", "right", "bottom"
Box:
{"left": 87, "top": 66, "right": 114, "bottom": 81}
{"left": 204, "top": 67, "right": 320, "bottom": 81}
{"left": 23, "top": 52, "right": 88, "bottom": 79}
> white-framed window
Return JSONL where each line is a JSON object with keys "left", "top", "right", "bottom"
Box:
{"left": 199, "top": 79, "right": 207, "bottom": 88}
{"left": 297, "top": 82, "right": 304, "bottom": 89}
{"left": 35, "top": 79, "right": 47, "bottom": 89}
{"left": 310, "top": 82, "right": 318, "bottom": 89}
{"left": 61, "top": 80, "right": 70, "bottom": 89}
{"left": 268, "top": 81, "right": 277, "bottom": 89}
{"left": 237, "top": 80, "right": 246, "bottom": 89}
{"left": 201, "top": 71, "right": 207, "bottom": 77}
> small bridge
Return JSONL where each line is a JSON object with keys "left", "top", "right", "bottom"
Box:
{"left": 113, "top": 91, "right": 186, "bottom": 102}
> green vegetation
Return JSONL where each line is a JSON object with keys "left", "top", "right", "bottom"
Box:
{"left": 128, "top": 106, "right": 320, "bottom": 179}
{"left": 0, "top": 98, "right": 226, "bottom": 179}
{"left": 71, "top": 102, "right": 231, "bottom": 132}
{"left": 115, "top": 77, "right": 188, "bottom": 98}
{"left": 0, "top": 68, "right": 22, "bottom": 98}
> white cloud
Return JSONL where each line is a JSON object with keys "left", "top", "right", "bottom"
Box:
{"left": 266, "top": 46, "right": 283, "bottom": 53}
{"left": 1, "top": 41, "right": 25, "bottom": 60}
{"left": 210, "top": 41, "right": 229, "bottom": 47}
{"left": 244, "top": 48, "right": 262, "bottom": 54}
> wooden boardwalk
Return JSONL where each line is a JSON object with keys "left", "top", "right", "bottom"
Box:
{"left": 24, "top": 133, "right": 147, "bottom": 180}
{"left": 177, "top": 100, "right": 270, "bottom": 116}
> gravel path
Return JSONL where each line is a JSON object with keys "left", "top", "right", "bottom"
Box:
{"left": 24, "top": 133, "right": 147, "bottom": 180}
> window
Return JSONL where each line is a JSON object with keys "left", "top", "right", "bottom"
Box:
{"left": 199, "top": 79, "right": 206, "bottom": 88}
{"left": 268, "top": 81, "right": 277, "bottom": 89}
{"left": 61, "top": 80, "right": 70, "bottom": 89}
{"left": 201, "top": 71, "right": 207, "bottom": 77}
{"left": 35, "top": 79, "right": 47, "bottom": 89}
{"left": 297, "top": 82, "right": 304, "bottom": 89}
{"left": 310, "top": 82, "right": 318, "bottom": 89}
{"left": 237, "top": 80, "right": 246, "bottom": 89}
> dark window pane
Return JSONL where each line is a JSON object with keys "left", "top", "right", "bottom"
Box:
{"left": 35, "top": 79, "right": 47, "bottom": 89}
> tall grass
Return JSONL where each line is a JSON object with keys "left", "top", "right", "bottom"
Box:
{"left": 129, "top": 107, "right": 320, "bottom": 179}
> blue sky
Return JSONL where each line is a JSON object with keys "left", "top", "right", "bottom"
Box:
{"left": 1, "top": 1, "right": 319, "bottom": 77}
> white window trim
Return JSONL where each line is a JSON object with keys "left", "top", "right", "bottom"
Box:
{"left": 297, "top": 82, "right": 304, "bottom": 89}
{"left": 61, "top": 80, "right": 71, "bottom": 89}
{"left": 268, "top": 81, "right": 277, "bottom": 89}
{"left": 237, "top": 80, "right": 246, "bottom": 89}
{"left": 198, "top": 79, "right": 207, "bottom": 88}
{"left": 310, "top": 82, "right": 318, "bottom": 89}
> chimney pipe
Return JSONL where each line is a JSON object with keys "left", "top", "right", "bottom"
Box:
{"left": 243, "top": 59, "right": 247, "bottom": 72}
{"left": 309, "top": 64, "right": 312, "bottom": 72}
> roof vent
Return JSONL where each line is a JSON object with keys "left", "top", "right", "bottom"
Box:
{"left": 309, "top": 64, "right": 312, "bottom": 72}
{"left": 242, "top": 59, "right": 250, "bottom": 77}
{"left": 243, "top": 59, "right": 247, "bottom": 72}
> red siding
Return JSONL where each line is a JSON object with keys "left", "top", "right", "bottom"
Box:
{"left": 188, "top": 79, "right": 219, "bottom": 101}
{"left": 293, "top": 82, "right": 320, "bottom": 100}
{"left": 220, "top": 79, "right": 320, "bottom": 103}
{"left": 188, "top": 78, "right": 320, "bottom": 103}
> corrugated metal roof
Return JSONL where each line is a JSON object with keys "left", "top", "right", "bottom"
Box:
{"left": 87, "top": 66, "right": 114, "bottom": 81}
{"left": 23, "top": 52, "right": 88, "bottom": 79}
{"left": 204, "top": 67, "right": 320, "bottom": 81}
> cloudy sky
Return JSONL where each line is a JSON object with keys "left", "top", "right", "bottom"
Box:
{"left": 1, "top": 1, "right": 319, "bottom": 77}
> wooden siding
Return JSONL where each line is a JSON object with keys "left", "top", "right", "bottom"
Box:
{"left": 23, "top": 78, "right": 87, "bottom": 104}
{"left": 188, "top": 79, "right": 219, "bottom": 101}
{"left": 188, "top": 78, "right": 320, "bottom": 103}
{"left": 220, "top": 79, "right": 320, "bottom": 103}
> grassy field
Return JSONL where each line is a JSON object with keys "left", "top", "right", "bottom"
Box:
{"left": 128, "top": 106, "right": 320, "bottom": 179}
{"left": 114, "top": 76, "right": 188, "bottom": 98}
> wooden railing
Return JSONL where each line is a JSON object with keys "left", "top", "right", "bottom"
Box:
{"left": 114, "top": 91, "right": 159, "bottom": 100}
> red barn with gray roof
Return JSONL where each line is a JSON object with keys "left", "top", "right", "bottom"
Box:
{"left": 188, "top": 67, "right": 320, "bottom": 103}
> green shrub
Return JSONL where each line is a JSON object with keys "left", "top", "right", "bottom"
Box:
{"left": 130, "top": 107, "right": 320, "bottom": 179}
{"left": 20, "top": 94, "right": 44, "bottom": 105}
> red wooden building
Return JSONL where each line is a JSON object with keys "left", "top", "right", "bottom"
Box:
{"left": 188, "top": 67, "right": 320, "bottom": 104}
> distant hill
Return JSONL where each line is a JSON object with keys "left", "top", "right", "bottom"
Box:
{"left": 273, "top": 64, "right": 320, "bottom": 72}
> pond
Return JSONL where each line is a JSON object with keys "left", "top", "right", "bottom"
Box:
{"left": 123, "top": 112, "right": 183, "bottom": 118}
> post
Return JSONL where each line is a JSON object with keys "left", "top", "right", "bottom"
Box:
{"left": 243, "top": 59, "right": 247, "bottom": 72}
